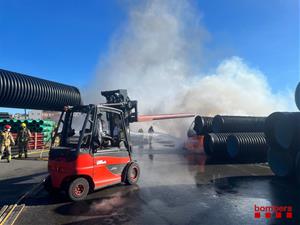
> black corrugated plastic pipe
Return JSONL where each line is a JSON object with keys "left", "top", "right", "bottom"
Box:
{"left": 295, "top": 82, "right": 300, "bottom": 110}
{"left": 204, "top": 133, "right": 231, "bottom": 158}
{"left": 193, "top": 115, "right": 213, "bottom": 135}
{"left": 212, "top": 115, "right": 266, "bottom": 133}
{"left": 295, "top": 152, "right": 300, "bottom": 184}
{"left": 274, "top": 112, "right": 300, "bottom": 151}
{"left": 0, "top": 69, "right": 82, "bottom": 111}
{"left": 268, "top": 148, "right": 295, "bottom": 177}
{"left": 264, "top": 112, "right": 281, "bottom": 148}
{"left": 264, "top": 112, "right": 300, "bottom": 151}
{"left": 226, "top": 133, "right": 268, "bottom": 163}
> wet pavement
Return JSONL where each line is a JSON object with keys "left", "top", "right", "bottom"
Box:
{"left": 9, "top": 134, "right": 300, "bottom": 225}
{"left": 0, "top": 155, "right": 48, "bottom": 206}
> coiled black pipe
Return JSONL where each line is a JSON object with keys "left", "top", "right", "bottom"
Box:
{"left": 0, "top": 69, "right": 82, "bottom": 111}
{"left": 264, "top": 112, "right": 300, "bottom": 151}
{"left": 193, "top": 116, "right": 213, "bottom": 135}
{"left": 204, "top": 133, "right": 231, "bottom": 158}
{"left": 226, "top": 133, "right": 268, "bottom": 163}
{"left": 295, "top": 82, "right": 300, "bottom": 110}
{"left": 212, "top": 115, "right": 266, "bottom": 133}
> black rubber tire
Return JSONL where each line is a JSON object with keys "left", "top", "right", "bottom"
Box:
{"left": 124, "top": 162, "right": 140, "bottom": 185}
{"left": 44, "top": 176, "right": 58, "bottom": 194}
{"left": 67, "top": 177, "right": 89, "bottom": 201}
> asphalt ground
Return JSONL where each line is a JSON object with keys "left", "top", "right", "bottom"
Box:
{"left": 0, "top": 151, "right": 48, "bottom": 206}
{"left": 1, "top": 134, "right": 299, "bottom": 225}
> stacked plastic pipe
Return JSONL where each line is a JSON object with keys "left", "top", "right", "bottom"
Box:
{"left": 188, "top": 82, "right": 300, "bottom": 170}
{"left": 226, "top": 132, "right": 267, "bottom": 163}
{"left": 0, "top": 69, "right": 82, "bottom": 111}
{"left": 190, "top": 115, "right": 268, "bottom": 163}
{"left": 207, "top": 116, "right": 267, "bottom": 163}
{"left": 264, "top": 112, "right": 299, "bottom": 178}
{"left": 263, "top": 84, "right": 300, "bottom": 181}
{"left": 0, "top": 119, "right": 56, "bottom": 150}
{"left": 193, "top": 116, "right": 213, "bottom": 135}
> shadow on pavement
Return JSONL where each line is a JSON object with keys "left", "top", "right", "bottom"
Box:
{"left": 24, "top": 183, "right": 138, "bottom": 207}
{"left": 0, "top": 171, "right": 48, "bottom": 206}
{"left": 55, "top": 184, "right": 140, "bottom": 216}
{"left": 62, "top": 216, "right": 133, "bottom": 225}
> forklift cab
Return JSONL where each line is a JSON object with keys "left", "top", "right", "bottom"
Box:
{"left": 53, "top": 104, "right": 130, "bottom": 151}
{"left": 47, "top": 104, "right": 140, "bottom": 201}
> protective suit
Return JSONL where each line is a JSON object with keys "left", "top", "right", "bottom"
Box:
{"left": 0, "top": 125, "right": 15, "bottom": 162}
{"left": 17, "top": 123, "right": 31, "bottom": 158}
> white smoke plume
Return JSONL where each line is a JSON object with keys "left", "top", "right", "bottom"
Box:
{"left": 85, "top": 0, "right": 293, "bottom": 137}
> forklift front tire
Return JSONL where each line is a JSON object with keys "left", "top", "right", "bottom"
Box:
{"left": 124, "top": 162, "right": 140, "bottom": 185}
{"left": 68, "top": 177, "right": 89, "bottom": 201}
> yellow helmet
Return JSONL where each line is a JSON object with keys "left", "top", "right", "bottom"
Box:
{"left": 21, "top": 123, "right": 26, "bottom": 128}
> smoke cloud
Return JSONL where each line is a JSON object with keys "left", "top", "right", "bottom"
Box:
{"left": 85, "top": 0, "right": 293, "bottom": 137}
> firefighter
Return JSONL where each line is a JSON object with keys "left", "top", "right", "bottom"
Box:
{"left": 0, "top": 125, "right": 15, "bottom": 162}
{"left": 16, "top": 123, "right": 31, "bottom": 158}
{"left": 148, "top": 125, "right": 154, "bottom": 146}
{"left": 138, "top": 128, "right": 144, "bottom": 148}
{"left": 112, "top": 116, "right": 123, "bottom": 145}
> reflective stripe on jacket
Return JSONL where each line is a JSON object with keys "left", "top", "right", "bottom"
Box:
{"left": 0, "top": 131, "right": 15, "bottom": 147}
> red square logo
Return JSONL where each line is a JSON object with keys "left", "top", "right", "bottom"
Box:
{"left": 265, "top": 212, "right": 271, "bottom": 219}
{"left": 275, "top": 212, "right": 282, "bottom": 219}
{"left": 254, "top": 212, "right": 260, "bottom": 218}
{"left": 286, "top": 212, "right": 293, "bottom": 219}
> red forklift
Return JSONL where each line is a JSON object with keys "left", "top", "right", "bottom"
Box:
{"left": 44, "top": 90, "right": 140, "bottom": 201}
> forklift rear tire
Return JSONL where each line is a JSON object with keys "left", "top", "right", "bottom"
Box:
{"left": 124, "top": 162, "right": 140, "bottom": 185}
{"left": 68, "top": 177, "right": 89, "bottom": 201}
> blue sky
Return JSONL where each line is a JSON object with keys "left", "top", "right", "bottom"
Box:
{"left": 0, "top": 0, "right": 299, "bottom": 113}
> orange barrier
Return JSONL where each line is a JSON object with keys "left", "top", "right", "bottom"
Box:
{"left": 11, "top": 132, "right": 44, "bottom": 150}
{"left": 184, "top": 135, "right": 204, "bottom": 153}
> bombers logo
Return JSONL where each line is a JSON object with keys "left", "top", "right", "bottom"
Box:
{"left": 254, "top": 204, "right": 293, "bottom": 219}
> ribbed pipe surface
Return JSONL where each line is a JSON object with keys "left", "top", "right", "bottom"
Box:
{"left": 204, "top": 133, "right": 231, "bottom": 158}
{"left": 226, "top": 133, "right": 268, "bottom": 163}
{"left": 193, "top": 116, "right": 213, "bottom": 135}
{"left": 212, "top": 115, "right": 266, "bottom": 133}
{"left": 0, "top": 69, "right": 82, "bottom": 110}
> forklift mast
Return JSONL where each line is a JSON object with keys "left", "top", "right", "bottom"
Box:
{"left": 101, "top": 89, "right": 138, "bottom": 127}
